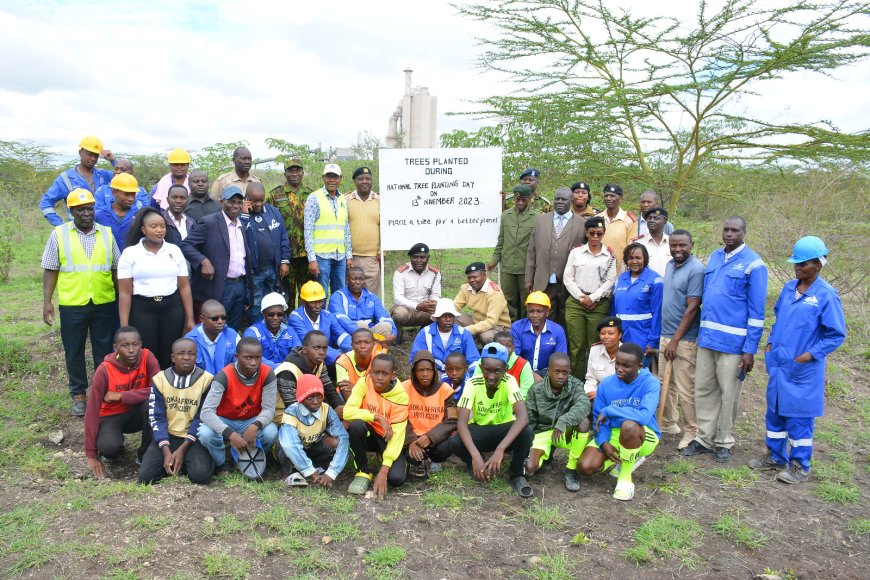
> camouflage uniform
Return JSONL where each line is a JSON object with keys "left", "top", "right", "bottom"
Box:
{"left": 267, "top": 183, "right": 314, "bottom": 307}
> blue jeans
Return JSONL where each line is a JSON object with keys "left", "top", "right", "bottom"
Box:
{"left": 316, "top": 256, "right": 346, "bottom": 304}
{"left": 197, "top": 417, "right": 279, "bottom": 467}
{"left": 220, "top": 277, "right": 248, "bottom": 331}
{"left": 250, "top": 267, "right": 277, "bottom": 324}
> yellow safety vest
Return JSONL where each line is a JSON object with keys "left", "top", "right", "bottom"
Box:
{"left": 312, "top": 188, "right": 347, "bottom": 255}
{"left": 282, "top": 402, "right": 329, "bottom": 448}
{"left": 55, "top": 223, "right": 115, "bottom": 306}
{"left": 152, "top": 369, "right": 214, "bottom": 438}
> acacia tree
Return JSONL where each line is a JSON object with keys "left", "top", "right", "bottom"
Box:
{"left": 455, "top": 0, "right": 870, "bottom": 210}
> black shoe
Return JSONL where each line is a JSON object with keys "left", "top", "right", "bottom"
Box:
{"left": 714, "top": 446, "right": 732, "bottom": 463}
{"left": 748, "top": 452, "right": 786, "bottom": 471}
{"left": 776, "top": 461, "right": 810, "bottom": 484}
{"left": 680, "top": 440, "right": 711, "bottom": 457}
{"left": 564, "top": 470, "right": 581, "bottom": 492}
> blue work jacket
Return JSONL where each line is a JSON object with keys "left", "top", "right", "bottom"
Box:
{"left": 243, "top": 320, "right": 301, "bottom": 369}
{"left": 764, "top": 277, "right": 846, "bottom": 418}
{"left": 241, "top": 204, "right": 291, "bottom": 274}
{"left": 94, "top": 184, "right": 151, "bottom": 215}
{"left": 40, "top": 166, "right": 115, "bottom": 226}
{"left": 184, "top": 325, "right": 240, "bottom": 376}
{"left": 410, "top": 323, "right": 480, "bottom": 375}
{"left": 95, "top": 206, "right": 138, "bottom": 251}
{"left": 611, "top": 267, "right": 664, "bottom": 350}
{"left": 288, "top": 306, "right": 350, "bottom": 365}
{"left": 328, "top": 287, "right": 397, "bottom": 338}
{"left": 698, "top": 246, "right": 768, "bottom": 355}
{"left": 510, "top": 318, "right": 568, "bottom": 372}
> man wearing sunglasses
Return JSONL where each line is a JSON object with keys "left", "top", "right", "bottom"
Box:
{"left": 243, "top": 293, "right": 300, "bottom": 369}
{"left": 185, "top": 300, "right": 241, "bottom": 375}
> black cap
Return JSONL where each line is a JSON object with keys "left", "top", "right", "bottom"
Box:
{"left": 585, "top": 216, "right": 606, "bottom": 230}
{"left": 603, "top": 183, "right": 623, "bottom": 196}
{"left": 596, "top": 316, "right": 623, "bottom": 332}
{"left": 646, "top": 206, "right": 669, "bottom": 219}
{"left": 465, "top": 262, "right": 486, "bottom": 274}
{"left": 352, "top": 167, "right": 372, "bottom": 180}
{"left": 408, "top": 243, "right": 430, "bottom": 256}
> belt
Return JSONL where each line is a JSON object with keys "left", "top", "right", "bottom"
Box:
{"left": 226, "top": 276, "right": 245, "bottom": 282}
{"left": 134, "top": 291, "right": 178, "bottom": 302}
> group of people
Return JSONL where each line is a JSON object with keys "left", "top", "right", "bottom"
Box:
{"left": 38, "top": 135, "right": 847, "bottom": 500}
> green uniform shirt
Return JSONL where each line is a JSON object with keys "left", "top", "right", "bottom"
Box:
{"left": 491, "top": 205, "right": 540, "bottom": 274}
{"left": 267, "top": 184, "right": 314, "bottom": 259}
{"left": 458, "top": 374, "right": 523, "bottom": 425}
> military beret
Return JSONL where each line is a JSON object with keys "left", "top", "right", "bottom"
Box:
{"left": 520, "top": 168, "right": 541, "bottom": 179}
{"left": 646, "top": 206, "right": 669, "bottom": 219}
{"left": 352, "top": 166, "right": 372, "bottom": 180}
{"left": 570, "top": 181, "right": 591, "bottom": 192}
{"left": 596, "top": 316, "right": 623, "bottom": 332}
{"left": 603, "top": 183, "right": 623, "bottom": 196}
{"left": 465, "top": 262, "right": 486, "bottom": 274}
{"left": 585, "top": 216, "right": 606, "bottom": 230}
{"left": 512, "top": 184, "right": 532, "bottom": 198}
{"left": 408, "top": 243, "right": 430, "bottom": 256}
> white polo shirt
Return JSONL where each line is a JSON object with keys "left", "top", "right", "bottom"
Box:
{"left": 117, "top": 239, "right": 188, "bottom": 297}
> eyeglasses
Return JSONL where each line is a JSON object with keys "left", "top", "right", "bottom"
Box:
{"left": 264, "top": 312, "right": 285, "bottom": 318}
{"left": 205, "top": 315, "right": 228, "bottom": 322}
{"left": 587, "top": 231, "right": 604, "bottom": 237}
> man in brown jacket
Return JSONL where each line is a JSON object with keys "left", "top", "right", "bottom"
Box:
{"left": 455, "top": 263, "right": 512, "bottom": 345}
{"left": 525, "top": 187, "right": 587, "bottom": 329}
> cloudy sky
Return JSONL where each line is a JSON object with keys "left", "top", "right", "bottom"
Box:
{"left": 1, "top": 0, "right": 867, "bottom": 161}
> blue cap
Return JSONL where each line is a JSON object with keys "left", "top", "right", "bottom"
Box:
{"left": 480, "top": 342, "right": 509, "bottom": 364}
{"left": 221, "top": 185, "right": 244, "bottom": 200}
{"left": 520, "top": 168, "right": 541, "bottom": 179}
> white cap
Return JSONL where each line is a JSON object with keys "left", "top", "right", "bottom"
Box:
{"left": 431, "top": 297, "right": 461, "bottom": 321}
{"left": 260, "top": 292, "right": 288, "bottom": 313}
{"left": 322, "top": 163, "right": 342, "bottom": 176}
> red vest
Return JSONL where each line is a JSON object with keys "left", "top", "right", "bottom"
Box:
{"left": 215, "top": 364, "right": 269, "bottom": 421}
{"left": 507, "top": 355, "right": 529, "bottom": 386}
{"left": 99, "top": 349, "right": 153, "bottom": 417}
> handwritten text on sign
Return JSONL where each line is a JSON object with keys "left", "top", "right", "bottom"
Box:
{"left": 378, "top": 147, "right": 502, "bottom": 251}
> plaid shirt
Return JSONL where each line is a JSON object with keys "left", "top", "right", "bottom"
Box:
{"left": 267, "top": 184, "right": 313, "bottom": 259}
{"left": 41, "top": 223, "right": 120, "bottom": 271}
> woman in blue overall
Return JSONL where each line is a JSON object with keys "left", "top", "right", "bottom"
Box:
{"left": 749, "top": 236, "right": 846, "bottom": 483}
{"left": 611, "top": 242, "right": 663, "bottom": 366}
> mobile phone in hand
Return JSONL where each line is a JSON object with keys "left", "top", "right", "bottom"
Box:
{"left": 737, "top": 367, "right": 747, "bottom": 381}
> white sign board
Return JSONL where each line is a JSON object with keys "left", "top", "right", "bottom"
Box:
{"left": 378, "top": 147, "right": 503, "bottom": 251}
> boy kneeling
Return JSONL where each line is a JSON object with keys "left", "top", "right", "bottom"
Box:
{"left": 139, "top": 338, "right": 215, "bottom": 484}
{"left": 449, "top": 342, "right": 534, "bottom": 498}
{"left": 402, "top": 350, "right": 458, "bottom": 478}
{"left": 524, "top": 352, "right": 590, "bottom": 492}
{"left": 343, "top": 354, "right": 409, "bottom": 498}
{"left": 578, "top": 343, "right": 661, "bottom": 501}
{"left": 276, "top": 374, "right": 349, "bottom": 487}
{"left": 85, "top": 326, "right": 160, "bottom": 479}
{"left": 198, "top": 338, "right": 279, "bottom": 476}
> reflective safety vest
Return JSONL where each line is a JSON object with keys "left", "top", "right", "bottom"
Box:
{"left": 281, "top": 402, "right": 329, "bottom": 448}
{"left": 312, "top": 188, "right": 347, "bottom": 255}
{"left": 55, "top": 222, "right": 115, "bottom": 306}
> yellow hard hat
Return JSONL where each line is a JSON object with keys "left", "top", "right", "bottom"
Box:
{"left": 79, "top": 136, "right": 103, "bottom": 154}
{"left": 110, "top": 173, "right": 139, "bottom": 193}
{"left": 66, "top": 188, "right": 96, "bottom": 208}
{"left": 299, "top": 281, "right": 326, "bottom": 302}
{"left": 525, "top": 291, "right": 551, "bottom": 309}
{"left": 167, "top": 148, "right": 192, "bottom": 164}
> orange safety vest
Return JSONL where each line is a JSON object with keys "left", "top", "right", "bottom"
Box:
{"left": 402, "top": 380, "right": 455, "bottom": 436}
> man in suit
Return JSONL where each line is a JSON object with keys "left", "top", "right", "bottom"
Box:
{"left": 182, "top": 185, "right": 253, "bottom": 330}
{"left": 525, "top": 187, "right": 587, "bottom": 329}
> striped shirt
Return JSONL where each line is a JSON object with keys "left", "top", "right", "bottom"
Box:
{"left": 41, "top": 224, "right": 121, "bottom": 271}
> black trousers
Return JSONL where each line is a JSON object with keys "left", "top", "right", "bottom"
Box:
{"left": 59, "top": 301, "right": 116, "bottom": 396}
{"left": 405, "top": 438, "right": 452, "bottom": 466}
{"left": 130, "top": 292, "right": 184, "bottom": 369}
{"left": 545, "top": 281, "right": 568, "bottom": 330}
{"left": 274, "top": 439, "right": 336, "bottom": 475}
{"left": 97, "top": 402, "right": 151, "bottom": 461}
{"left": 347, "top": 420, "right": 407, "bottom": 487}
{"left": 449, "top": 421, "right": 534, "bottom": 480}
{"left": 138, "top": 435, "right": 214, "bottom": 484}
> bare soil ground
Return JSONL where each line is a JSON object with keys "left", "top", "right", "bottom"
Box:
{"left": 0, "top": 334, "right": 867, "bottom": 579}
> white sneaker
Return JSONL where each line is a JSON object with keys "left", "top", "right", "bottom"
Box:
{"left": 610, "top": 456, "right": 646, "bottom": 478}
{"left": 613, "top": 480, "right": 635, "bottom": 501}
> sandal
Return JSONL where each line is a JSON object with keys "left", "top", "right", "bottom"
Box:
{"left": 347, "top": 472, "right": 372, "bottom": 495}
{"left": 510, "top": 476, "right": 534, "bottom": 498}
{"left": 283, "top": 472, "right": 309, "bottom": 487}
